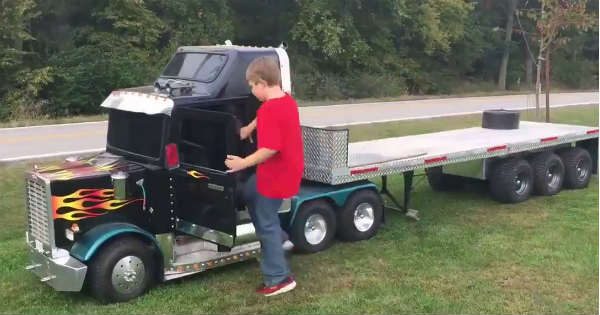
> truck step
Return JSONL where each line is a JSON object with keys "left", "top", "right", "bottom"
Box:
{"left": 165, "top": 241, "right": 261, "bottom": 281}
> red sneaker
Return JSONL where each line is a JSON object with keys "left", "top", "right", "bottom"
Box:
{"left": 255, "top": 277, "right": 296, "bottom": 296}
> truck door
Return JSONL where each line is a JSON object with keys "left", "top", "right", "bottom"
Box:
{"left": 170, "top": 107, "right": 241, "bottom": 248}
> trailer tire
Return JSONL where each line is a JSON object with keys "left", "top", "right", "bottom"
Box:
{"left": 291, "top": 199, "right": 336, "bottom": 254}
{"left": 337, "top": 189, "right": 383, "bottom": 241}
{"left": 482, "top": 109, "right": 520, "bottom": 129}
{"left": 560, "top": 147, "right": 592, "bottom": 189}
{"left": 530, "top": 152, "right": 565, "bottom": 196}
{"left": 489, "top": 158, "right": 533, "bottom": 203}
{"left": 87, "top": 236, "right": 155, "bottom": 303}
{"left": 425, "top": 167, "right": 463, "bottom": 191}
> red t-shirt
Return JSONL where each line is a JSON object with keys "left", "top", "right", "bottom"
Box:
{"left": 256, "top": 93, "right": 304, "bottom": 198}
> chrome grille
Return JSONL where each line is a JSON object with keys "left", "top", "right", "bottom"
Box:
{"left": 26, "top": 177, "right": 51, "bottom": 246}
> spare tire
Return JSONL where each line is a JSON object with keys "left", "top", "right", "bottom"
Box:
{"left": 482, "top": 109, "right": 520, "bottom": 130}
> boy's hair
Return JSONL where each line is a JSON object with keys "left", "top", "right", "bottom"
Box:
{"left": 246, "top": 56, "right": 281, "bottom": 87}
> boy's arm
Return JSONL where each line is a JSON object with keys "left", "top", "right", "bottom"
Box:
{"left": 240, "top": 118, "right": 257, "bottom": 141}
{"left": 225, "top": 148, "right": 276, "bottom": 173}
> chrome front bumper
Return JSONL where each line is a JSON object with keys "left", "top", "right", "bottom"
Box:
{"left": 26, "top": 240, "right": 87, "bottom": 292}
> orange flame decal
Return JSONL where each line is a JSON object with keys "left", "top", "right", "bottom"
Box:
{"left": 52, "top": 188, "right": 142, "bottom": 221}
{"left": 187, "top": 170, "right": 209, "bottom": 179}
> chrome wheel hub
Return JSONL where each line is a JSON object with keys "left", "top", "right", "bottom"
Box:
{"left": 353, "top": 203, "right": 375, "bottom": 232}
{"left": 514, "top": 172, "right": 529, "bottom": 194}
{"left": 576, "top": 160, "right": 589, "bottom": 180}
{"left": 112, "top": 256, "right": 145, "bottom": 295}
{"left": 304, "top": 214, "right": 327, "bottom": 245}
{"left": 547, "top": 164, "right": 560, "bottom": 189}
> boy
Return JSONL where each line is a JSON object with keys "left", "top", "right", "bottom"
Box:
{"left": 225, "top": 56, "right": 303, "bottom": 296}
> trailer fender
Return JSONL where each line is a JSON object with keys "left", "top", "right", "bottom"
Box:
{"left": 70, "top": 223, "right": 161, "bottom": 263}
{"left": 288, "top": 181, "right": 378, "bottom": 229}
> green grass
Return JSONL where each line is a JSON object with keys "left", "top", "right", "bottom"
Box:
{"left": 0, "top": 105, "right": 597, "bottom": 314}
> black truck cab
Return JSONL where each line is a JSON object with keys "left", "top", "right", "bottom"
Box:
{"left": 100, "top": 44, "right": 292, "bottom": 246}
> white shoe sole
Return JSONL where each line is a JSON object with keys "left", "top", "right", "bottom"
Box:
{"left": 264, "top": 281, "right": 296, "bottom": 297}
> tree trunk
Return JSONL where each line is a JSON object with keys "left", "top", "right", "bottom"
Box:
{"left": 498, "top": 0, "right": 518, "bottom": 90}
{"left": 545, "top": 47, "right": 551, "bottom": 122}
{"left": 526, "top": 49, "right": 533, "bottom": 89}
{"left": 535, "top": 61, "right": 542, "bottom": 120}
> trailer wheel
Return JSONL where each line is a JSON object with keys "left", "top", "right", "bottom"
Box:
{"left": 337, "top": 189, "right": 383, "bottom": 241}
{"left": 530, "top": 152, "right": 565, "bottom": 196}
{"left": 425, "top": 167, "right": 463, "bottom": 191}
{"left": 489, "top": 158, "right": 533, "bottom": 203}
{"left": 87, "top": 236, "right": 155, "bottom": 303}
{"left": 560, "top": 147, "right": 592, "bottom": 189}
{"left": 291, "top": 199, "right": 336, "bottom": 254}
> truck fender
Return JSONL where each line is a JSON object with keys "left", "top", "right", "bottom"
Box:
{"left": 70, "top": 222, "right": 162, "bottom": 263}
{"left": 287, "top": 182, "right": 378, "bottom": 229}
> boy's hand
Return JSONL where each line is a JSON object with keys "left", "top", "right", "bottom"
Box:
{"left": 225, "top": 155, "right": 248, "bottom": 173}
{"left": 240, "top": 125, "right": 254, "bottom": 143}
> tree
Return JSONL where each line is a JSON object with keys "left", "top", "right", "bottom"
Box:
{"left": 497, "top": 0, "right": 519, "bottom": 90}
{"left": 520, "top": 0, "right": 596, "bottom": 121}
{"left": 0, "top": 0, "right": 48, "bottom": 120}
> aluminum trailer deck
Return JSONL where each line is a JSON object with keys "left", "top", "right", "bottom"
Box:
{"left": 302, "top": 121, "right": 598, "bottom": 217}
{"left": 303, "top": 121, "right": 598, "bottom": 185}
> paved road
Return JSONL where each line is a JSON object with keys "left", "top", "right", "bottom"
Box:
{"left": 1, "top": 92, "right": 597, "bottom": 163}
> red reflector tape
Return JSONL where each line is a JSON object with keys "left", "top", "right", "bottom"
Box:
{"left": 487, "top": 145, "right": 507, "bottom": 152}
{"left": 425, "top": 156, "right": 447, "bottom": 164}
{"left": 540, "top": 137, "right": 558, "bottom": 142}
{"left": 350, "top": 167, "right": 379, "bottom": 175}
{"left": 587, "top": 129, "right": 599, "bottom": 134}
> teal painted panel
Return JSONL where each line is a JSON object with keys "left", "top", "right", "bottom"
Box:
{"left": 70, "top": 223, "right": 159, "bottom": 262}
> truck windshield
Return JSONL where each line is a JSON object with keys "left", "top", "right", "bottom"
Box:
{"left": 107, "top": 110, "right": 165, "bottom": 159}
{"left": 162, "top": 53, "right": 227, "bottom": 82}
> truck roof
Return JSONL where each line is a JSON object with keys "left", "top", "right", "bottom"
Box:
{"left": 101, "top": 43, "right": 291, "bottom": 115}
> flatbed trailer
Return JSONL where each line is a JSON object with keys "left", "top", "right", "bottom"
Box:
{"left": 304, "top": 121, "right": 598, "bottom": 185}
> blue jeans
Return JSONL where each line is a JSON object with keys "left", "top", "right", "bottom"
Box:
{"left": 243, "top": 174, "right": 290, "bottom": 286}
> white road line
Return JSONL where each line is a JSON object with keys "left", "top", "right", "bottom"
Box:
{"left": 311, "top": 102, "right": 597, "bottom": 127}
{"left": 0, "top": 148, "right": 105, "bottom": 163}
{"left": 0, "top": 120, "right": 107, "bottom": 131}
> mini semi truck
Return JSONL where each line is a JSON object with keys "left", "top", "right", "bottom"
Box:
{"left": 24, "top": 43, "right": 598, "bottom": 302}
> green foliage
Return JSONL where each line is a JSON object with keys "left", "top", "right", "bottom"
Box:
{"left": 0, "top": 66, "right": 53, "bottom": 120}
{"left": 46, "top": 45, "right": 154, "bottom": 116}
{"left": 0, "top": 0, "right": 597, "bottom": 120}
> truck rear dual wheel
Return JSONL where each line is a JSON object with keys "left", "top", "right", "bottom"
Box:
{"left": 87, "top": 236, "right": 156, "bottom": 303}
{"left": 291, "top": 200, "right": 337, "bottom": 254}
{"left": 336, "top": 189, "right": 383, "bottom": 241}
{"left": 560, "top": 147, "right": 592, "bottom": 189}
{"left": 489, "top": 158, "right": 533, "bottom": 203}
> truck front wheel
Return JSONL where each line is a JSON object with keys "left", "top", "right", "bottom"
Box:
{"left": 291, "top": 200, "right": 337, "bottom": 254}
{"left": 87, "top": 236, "right": 156, "bottom": 303}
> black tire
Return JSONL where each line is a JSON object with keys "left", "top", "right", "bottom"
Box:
{"left": 489, "top": 158, "right": 533, "bottom": 203}
{"left": 87, "top": 236, "right": 156, "bottom": 303}
{"left": 482, "top": 109, "right": 520, "bottom": 129}
{"left": 425, "top": 167, "right": 463, "bottom": 191}
{"left": 337, "top": 189, "right": 383, "bottom": 241}
{"left": 291, "top": 199, "right": 337, "bottom": 254}
{"left": 530, "top": 152, "right": 565, "bottom": 196}
{"left": 560, "top": 147, "right": 592, "bottom": 189}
